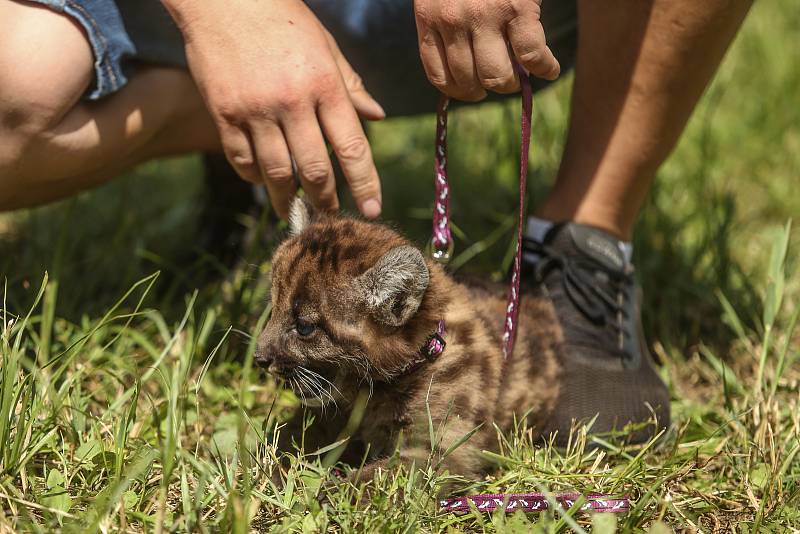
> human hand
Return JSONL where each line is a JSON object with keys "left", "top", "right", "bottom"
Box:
{"left": 163, "top": 0, "right": 385, "bottom": 219}
{"left": 413, "top": 0, "right": 560, "bottom": 101}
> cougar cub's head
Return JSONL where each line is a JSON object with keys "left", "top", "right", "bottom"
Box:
{"left": 255, "top": 198, "right": 445, "bottom": 406}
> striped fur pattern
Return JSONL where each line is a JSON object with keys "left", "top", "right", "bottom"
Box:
{"left": 256, "top": 199, "right": 562, "bottom": 482}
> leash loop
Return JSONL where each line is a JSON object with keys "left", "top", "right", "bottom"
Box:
{"left": 431, "top": 64, "right": 532, "bottom": 359}
{"left": 501, "top": 63, "right": 533, "bottom": 359}
{"left": 431, "top": 95, "right": 453, "bottom": 264}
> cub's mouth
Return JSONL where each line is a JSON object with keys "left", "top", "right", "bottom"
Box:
{"left": 275, "top": 365, "right": 342, "bottom": 408}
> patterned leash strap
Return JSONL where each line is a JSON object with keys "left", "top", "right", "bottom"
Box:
{"left": 431, "top": 63, "right": 532, "bottom": 360}
{"left": 502, "top": 63, "right": 532, "bottom": 359}
{"left": 431, "top": 96, "right": 453, "bottom": 262}
{"left": 439, "top": 492, "right": 631, "bottom": 514}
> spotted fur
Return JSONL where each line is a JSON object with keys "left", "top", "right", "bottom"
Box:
{"left": 256, "top": 199, "right": 562, "bottom": 482}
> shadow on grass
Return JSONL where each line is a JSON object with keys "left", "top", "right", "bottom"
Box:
{"left": 0, "top": 142, "right": 758, "bottom": 363}
{"left": 0, "top": 157, "right": 219, "bottom": 320}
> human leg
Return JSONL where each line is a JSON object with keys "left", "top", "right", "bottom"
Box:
{"left": 525, "top": 0, "right": 753, "bottom": 444}
{"left": 538, "top": 0, "right": 753, "bottom": 240}
{"left": 0, "top": 1, "right": 218, "bottom": 211}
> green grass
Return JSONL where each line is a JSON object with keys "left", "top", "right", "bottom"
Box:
{"left": 1, "top": 1, "right": 799, "bottom": 531}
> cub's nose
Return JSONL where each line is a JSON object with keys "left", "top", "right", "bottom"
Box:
{"left": 254, "top": 343, "right": 273, "bottom": 369}
{"left": 254, "top": 343, "right": 297, "bottom": 378}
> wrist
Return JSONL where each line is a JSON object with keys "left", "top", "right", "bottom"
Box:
{"left": 160, "top": 0, "right": 223, "bottom": 36}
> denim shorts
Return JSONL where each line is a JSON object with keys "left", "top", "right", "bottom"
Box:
{"left": 28, "top": 0, "right": 577, "bottom": 116}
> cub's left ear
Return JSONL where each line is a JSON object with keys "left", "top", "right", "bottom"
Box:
{"left": 288, "top": 196, "right": 313, "bottom": 236}
{"left": 357, "top": 246, "right": 429, "bottom": 327}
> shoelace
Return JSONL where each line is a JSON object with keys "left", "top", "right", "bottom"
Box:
{"left": 523, "top": 238, "right": 634, "bottom": 348}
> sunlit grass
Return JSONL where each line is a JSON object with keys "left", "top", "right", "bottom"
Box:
{"left": 0, "top": 0, "right": 798, "bottom": 531}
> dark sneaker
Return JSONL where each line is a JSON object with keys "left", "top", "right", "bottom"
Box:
{"left": 521, "top": 222, "right": 670, "bottom": 446}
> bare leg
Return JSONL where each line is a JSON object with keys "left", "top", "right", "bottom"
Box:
{"left": 537, "top": 0, "right": 752, "bottom": 240}
{"left": 0, "top": 0, "right": 219, "bottom": 211}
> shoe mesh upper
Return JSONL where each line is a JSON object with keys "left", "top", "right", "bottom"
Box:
{"left": 521, "top": 223, "right": 670, "bottom": 445}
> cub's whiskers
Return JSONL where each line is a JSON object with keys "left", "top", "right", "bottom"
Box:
{"left": 287, "top": 376, "right": 308, "bottom": 407}
{"left": 295, "top": 366, "right": 338, "bottom": 413}
{"left": 303, "top": 367, "right": 343, "bottom": 399}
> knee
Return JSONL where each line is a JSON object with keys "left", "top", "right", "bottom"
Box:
{"left": 0, "top": 87, "right": 71, "bottom": 158}
{"left": 0, "top": 3, "right": 93, "bottom": 133}
{"left": 0, "top": 53, "right": 91, "bottom": 143}
{"left": 0, "top": 71, "right": 85, "bottom": 205}
{"left": 0, "top": 72, "right": 74, "bottom": 190}
{"left": 0, "top": 0, "right": 94, "bottom": 178}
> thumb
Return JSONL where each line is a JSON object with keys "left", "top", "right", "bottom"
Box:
{"left": 325, "top": 30, "right": 386, "bottom": 120}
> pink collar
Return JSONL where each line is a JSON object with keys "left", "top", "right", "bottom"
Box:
{"left": 396, "top": 320, "right": 447, "bottom": 376}
{"left": 421, "top": 319, "right": 446, "bottom": 358}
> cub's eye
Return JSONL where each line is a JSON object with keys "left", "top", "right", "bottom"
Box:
{"left": 295, "top": 319, "right": 316, "bottom": 337}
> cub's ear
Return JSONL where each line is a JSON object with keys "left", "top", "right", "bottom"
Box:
{"left": 288, "top": 196, "right": 312, "bottom": 236}
{"left": 357, "top": 246, "right": 429, "bottom": 327}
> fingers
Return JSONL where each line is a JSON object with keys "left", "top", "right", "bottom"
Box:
{"left": 317, "top": 92, "right": 382, "bottom": 219}
{"left": 414, "top": 0, "right": 560, "bottom": 97}
{"left": 280, "top": 114, "right": 340, "bottom": 216}
{"left": 235, "top": 75, "right": 379, "bottom": 220}
{"left": 250, "top": 121, "right": 297, "bottom": 219}
{"left": 416, "top": 21, "right": 454, "bottom": 91}
{"left": 471, "top": 28, "right": 519, "bottom": 94}
{"left": 417, "top": 13, "right": 485, "bottom": 101}
{"left": 441, "top": 30, "right": 486, "bottom": 101}
{"left": 219, "top": 123, "right": 261, "bottom": 184}
{"left": 347, "top": 82, "right": 386, "bottom": 122}
{"left": 507, "top": 11, "right": 560, "bottom": 80}
{"left": 325, "top": 30, "right": 385, "bottom": 121}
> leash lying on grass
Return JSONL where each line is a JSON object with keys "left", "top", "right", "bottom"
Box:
{"left": 439, "top": 492, "right": 631, "bottom": 514}
{"left": 430, "top": 64, "right": 631, "bottom": 515}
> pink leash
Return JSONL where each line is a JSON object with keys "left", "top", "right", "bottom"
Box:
{"left": 431, "top": 64, "right": 530, "bottom": 360}
{"left": 431, "top": 65, "right": 630, "bottom": 514}
{"left": 440, "top": 492, "right": 630, "bottom": 514}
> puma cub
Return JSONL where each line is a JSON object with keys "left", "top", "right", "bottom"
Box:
{"left": 255, "top": 199, "right": 562, "bottom": 482}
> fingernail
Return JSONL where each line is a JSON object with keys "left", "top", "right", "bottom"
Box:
{"left": 368, "top": 98, "right": 386, "bottom": 119}
{"left": 361, "top": 198, "right": 382, "bottom": 219}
